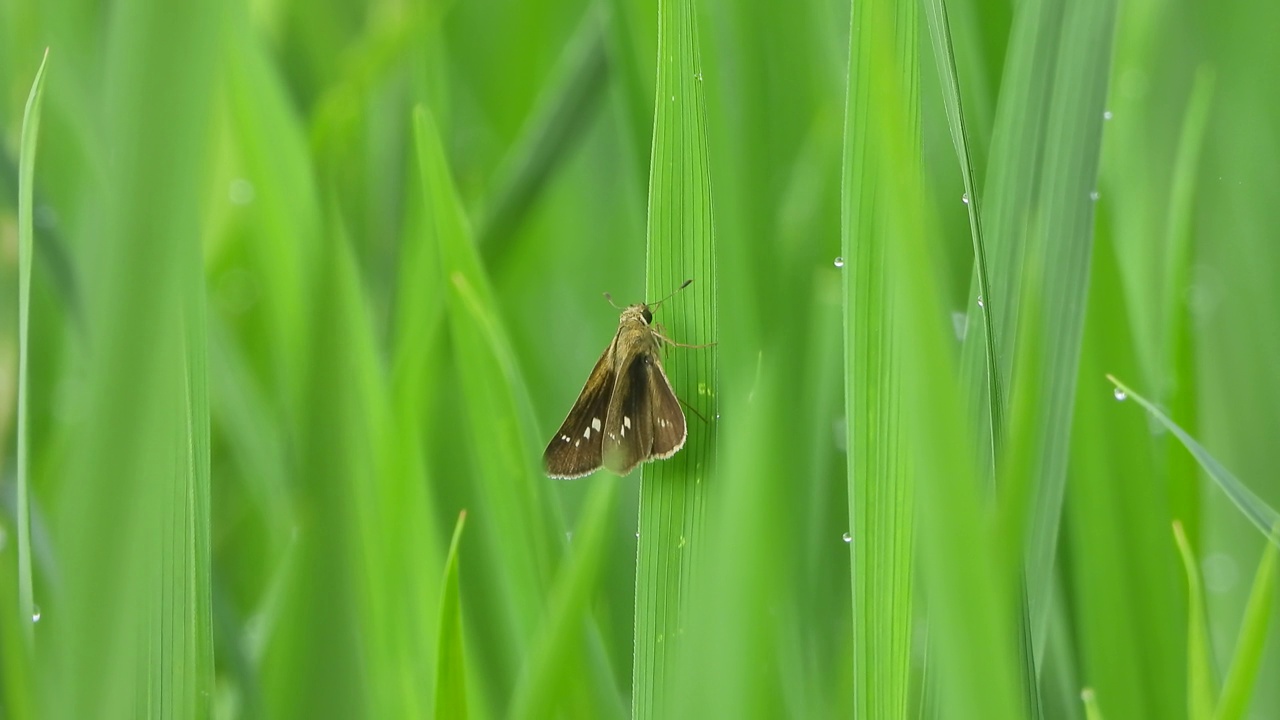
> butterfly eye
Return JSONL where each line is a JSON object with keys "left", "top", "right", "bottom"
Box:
{"left": 642, "top": 307, "right": 653, "bottom": 324}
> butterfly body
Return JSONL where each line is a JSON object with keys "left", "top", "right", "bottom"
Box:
{"left": 543, "top": 302, "right": 688, "bottom": 479}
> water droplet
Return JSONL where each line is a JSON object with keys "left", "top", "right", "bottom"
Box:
{"left": 1090, "top": 190, "right": 1100, "bottom": 201}
{"left": 714, "top": 414, "right": 721, "bottom": 420}
{"left": 833, "top": 256, "right": 845, "bottom": 268}
{"left": 842, "top": 532, "right": 852, "bottom": 543}
{"left": 961, "top": 193, "right": 969, "bottom": 205}
{"left": 229, "top": 178, "right": 255, "bottom": 206}
{"left": 671, "top": 95, "right": 676, "bottom": 102}
{"left": 1113, "top": 387, "right": 1126, "bottom": 401}
{"left": 695, "top": 72, "right": 703, "bottom": 81}
{"left": 635, "top": 532, "right": 640, "bottom": 538}
{"left": 32, "top": 606, "right": 41, "bottom": 623}
{"left": 977, "top": 295, "right": 985, "bottom": 309}
{"left": 1103, "top": 110, "right": 1113, "bottom": 120}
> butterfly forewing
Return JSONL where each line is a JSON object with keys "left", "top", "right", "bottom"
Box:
{"left": 543, "top": 347, "right": 616, "bottom": 478}
{"left": 602, "top": 352, "right": 657, "bottom": 475}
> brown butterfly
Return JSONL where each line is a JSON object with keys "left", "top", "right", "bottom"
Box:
{"left": 543, "top": 280, "right": 698, "bottom": 478}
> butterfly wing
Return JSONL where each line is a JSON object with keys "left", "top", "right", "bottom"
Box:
{"left": 544, "top": 347, "right": 616, "bottom": 478}
{"left": 602, "top": 350, "right": 686, "bottom": 475}
{"left": 647, "top": 355, "right": 687, "bottom": 458}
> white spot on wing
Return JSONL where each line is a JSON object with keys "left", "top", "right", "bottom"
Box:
{"left": 561, "top": 435, "right": 570, "bottom": 442}
{"left": 624, "top": 416, "right": 632, "bottom": 429}
{"left": 591, "top": 418, "right": 602, "bottom": 432}
{"left": 583, "top": 427, "right": 591, "bottom": 439}
{"left": 574, "top": 440, "right": 580, "bottom": 447}
{"left": 621, "top": 426, "right": 627, "bottom": 437}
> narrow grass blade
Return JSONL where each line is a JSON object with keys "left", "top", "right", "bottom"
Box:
{"left": 1173, "top": 521, "right": 1216, "bottom": 720}
{"left": 1107, "top": 376, "right": 1280, "bottom": 545}
{"left": 632, "top": 0, "right": 718, "bottom": 715}
{"left": 16, "top": 46, "right": 50, "bottom": 655}
{"left": 921, "top": 0, "right": 1003, "bottom": 458}
{"left": 433, "top": 511, "right": 469, "bottom": 720}
{"left": 3, "top": 46, "right": 51, "bottom": 720}
{"left": 415, "top": 107, "right": 620, "bottom": 714}
{"left": 840, "top": 0, "right": 919, "bottom": 713}
{"left": 1215, "top": 532, "right": 1278, "bottom": 720}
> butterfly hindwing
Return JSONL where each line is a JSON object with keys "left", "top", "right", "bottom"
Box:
{"left": 543, "top": 346, "right": 616, "bottom": 478}
{"left": 648, "top": 355, "right": 687, "bottom": 458}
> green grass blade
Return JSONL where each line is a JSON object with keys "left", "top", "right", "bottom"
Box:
{"left": 921, "top": 0, "right": 1003, "bottom": 459}
{"left": 1174, "top": 521, "right": 1216, "bottom": 720}
{"left": 841, "top": 0, "right": 919, "bottom": 713}
{"left": 632, "top": 0, "right": 718, "bottom": 714}
{"left": 433, "top": 511, "right": 469, "bottom": 720}
{"left": 415, "top": 106, "right": 622, "bottom": 715}
{"left": 16, "top": 46, "right": 49, "bottom": 656}
{"left": 1215, "top": 532, "right": 1278, "bottom": 720}
{"left": 1107, "top": 376, "right": 1280, "bottom": 544}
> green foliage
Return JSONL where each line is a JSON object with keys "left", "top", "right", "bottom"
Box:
{"left": 1, "top": 0, "right": 1278, "bottom": 717}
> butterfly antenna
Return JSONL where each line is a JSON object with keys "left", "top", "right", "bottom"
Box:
{"left": 602, "top": 291, "right": 623, "bottom": 310}
{"left": 649, "top": 278, "right": 693, "bottom": 309}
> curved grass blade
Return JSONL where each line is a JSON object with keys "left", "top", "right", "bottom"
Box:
{"left": 1107, "top": 376, "right": 1280, "bottom": 545}
{"left": 921, "top": 0, "right": 1003, "bottom": 461}
{"left": 433, "top": 511, "right": 469, "bottom": 720}
{"left": 17, "top": 46, "right": 50, "bottom": 655}
{"left": 632, "top": 0, "right": 718, "bottom": 715}
{"left": 1173, "top": 521, "right": 1216, "bottom": 720}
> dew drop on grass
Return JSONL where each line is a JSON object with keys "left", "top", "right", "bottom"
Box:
{"left": 32, "top": 606, "right": 41, "bottom": 623}
{"left": 961, "top": 192, "right": 969, "bottom": 204}
{"left": 842, "top": 532, "right": 852, "bottom": 543}
{"left": 977, "top": 295, "right": 985, "bottom": 309}
{"left": 1090, "top": 190, "right": 1100, "bottom": 201}
{"left": 1103, "top": 110, "right": 1113, "bottom": 120}
{"left": 1113, "top": 387, "right": 1126, "bottom": 401}
{"left": 834, "top": 256, "right": 845, "bottom": 268}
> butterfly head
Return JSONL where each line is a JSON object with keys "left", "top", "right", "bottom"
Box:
{"left": 619, "top": 304, "right": 653, "bottom": 326}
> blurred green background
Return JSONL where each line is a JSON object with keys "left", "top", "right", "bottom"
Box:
{"left": 1, "top": 0, "right": 1279, "bottom": 717}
